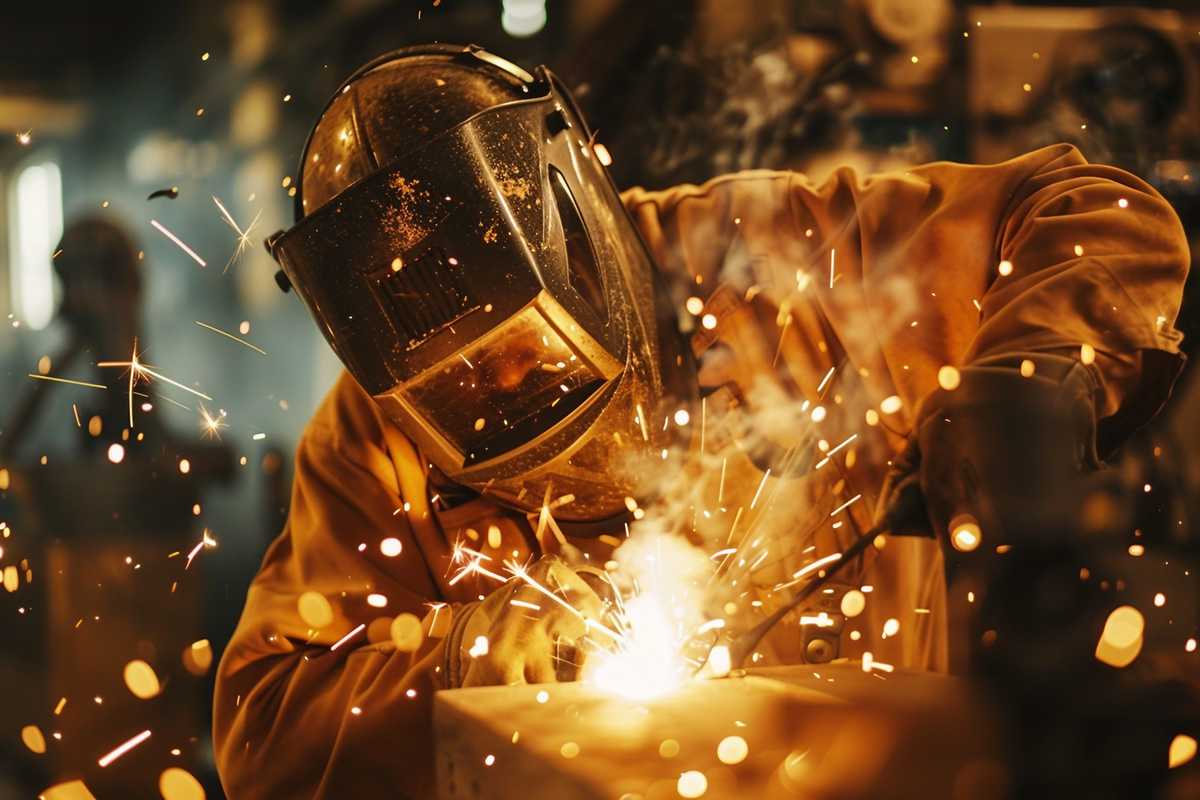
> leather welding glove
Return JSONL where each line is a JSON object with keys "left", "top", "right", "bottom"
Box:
{"left": 445, "top": 555, "right": 611, "bottom": 688}
{"left": 875, "top": 352, "right": 1104, "bottom": 551}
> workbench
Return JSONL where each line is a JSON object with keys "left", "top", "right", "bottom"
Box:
{"left": 435, "top": 664, "right": 1004, "bottom": 799}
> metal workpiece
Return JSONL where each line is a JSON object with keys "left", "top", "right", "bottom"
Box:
{"left": 434, "top": 664, "right": 999, "bottom": 800}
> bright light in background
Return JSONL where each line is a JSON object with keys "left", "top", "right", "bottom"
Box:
{"left": 501, "top": 0, "right": 547, "bottom": 38}
{"left": 9, "top": 160, "right": 63, "bottom": 330}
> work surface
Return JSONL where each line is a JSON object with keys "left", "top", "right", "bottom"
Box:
{"left": 435, "top": 664, "right": 1004, "bottom": 799}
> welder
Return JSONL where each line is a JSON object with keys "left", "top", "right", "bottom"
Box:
{"left": 213, "top": 44, "right": 1188, "bottom": 798}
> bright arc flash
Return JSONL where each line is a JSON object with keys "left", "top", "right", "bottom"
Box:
{"left": 586, "top": 592, "right": 686, "bottom": 701}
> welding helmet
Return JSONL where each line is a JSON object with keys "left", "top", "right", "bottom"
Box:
{"left": 267, "top": 44, "right": 695, "bottom": 523}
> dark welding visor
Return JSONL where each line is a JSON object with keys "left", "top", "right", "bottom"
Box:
{"left": 267, "top": 55, "right": 634, "bottom": 470}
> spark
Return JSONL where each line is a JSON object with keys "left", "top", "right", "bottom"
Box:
{"left": 816, "top": 365, "right": 836, "bottom": 394}
{"left": 829, "top": 248, "right": 836, "bottom": 288}
{"left": 330, "top": 623, "right": 366, "bottom": 651}
{"left": 861, "top": 652, "right": 894, "bottom": 674}
{"left": 194, "top": 320, "right": 266, "bottom": 354}
{"left": 150, "top": 219, "right": 206, "bottom": 267}
{"left": 26, "top": 374, "right": 106, "bottom": 390}
{"left": 213, "top": 196, "right": 262, "bottom": 272}
{"left": 510, "top": 599, "right": 541, "bottom": 611}
{"left": 99, "top": 340, "right": 212, "bottom": 427}
{"left": 459, "top": 353, "right": 474, "bottom": 369}
{"left": 447, "top": 557, "right": 481, "bottom": 586}
{"left": 829, "top": 494, "right": 862, "bottom": 518}
{"left": 184, "top": 529, "right": 218, "bottom": 569}
{"left": 459, "top": 558, "right": 625, "bottom": 645}
{"left": 199, "top": 405, "right": 227, "bottom": 439}
{"left": 773, "top": 553, "right": 844, "bottom": 592}
{"left": 98, "top": 729, "right": 151, "bottom": 767}
{"left": 451, "top": 541, "right": 493, "bottom": 566}
{"left": 749, "top": 469, "right": 771, "bottom": 510}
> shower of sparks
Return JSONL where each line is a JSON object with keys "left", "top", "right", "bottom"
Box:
{"left": 150, "top": 219, "right": 207, "bottom": 267}
{"left": 194, "top": 320, "right": 267, "bottom": 355}
{"left": 26, "top": 374, "right": 107, "bottom": 390}
{"left": 452, "top": 557, "right": 625, "bottom": 646}
{"left": 212, "top": 195, "right": 262, "bottom": 273}
{"left": 99, "top": 341, "right": 213, "bottom": 428}
{"left": 97, "top": 729, "right": 151, "bottom": 767}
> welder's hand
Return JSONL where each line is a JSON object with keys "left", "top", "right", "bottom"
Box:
{"left": 875, "top": 353, "right": 1103, "bottom": 550}
{"left": 453, "top": 556, "right": 611, "bottom": 688}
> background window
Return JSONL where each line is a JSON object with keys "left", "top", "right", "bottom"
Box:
{"left": 8, "top": 159, "right": 63, "bottom": 331}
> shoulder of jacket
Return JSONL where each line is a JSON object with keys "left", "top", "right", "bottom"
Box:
{"left": 622, "top": 170, "right": 795, "bottom": 208}
{"left": 299, "top": 371, "right": 386, "bottom": 458}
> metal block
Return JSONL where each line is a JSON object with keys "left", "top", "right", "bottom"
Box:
{"left": 436, "top": 664, "right": 1001, "bottom": 800}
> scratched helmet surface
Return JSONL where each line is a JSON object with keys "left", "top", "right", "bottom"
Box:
{"left": 269, "top": 44, "right": 694, "bottom": 524}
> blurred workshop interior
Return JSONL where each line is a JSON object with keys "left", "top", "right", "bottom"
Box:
{"left": 0, "top": 1, "right": 1198, "bottom": 797}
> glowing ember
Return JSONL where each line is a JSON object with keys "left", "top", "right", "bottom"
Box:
{"left": 1170, "top": 734, "right": 1197, "bottom": 769}
{"left": 380, "top": 537, "right": 403, "bottom": 557}
{"left": 37, "top": 781, "right": 97, "bottom": 799}
{"left": 159, "top": 767, "right": 206, "bottom": 800}
{"left": 298, "top": 591, "right": 334, "bottom": 629}
{"left": 951, "top": 517, "right": 982, "bottom": 552}
{"left": 391, "top": 613, "right": 424, "bottom": 651}
{"left": 840, "top": 590, "right": 866, "bottom": 618}
{"left": 937, "top": 365, "right": 961, "bottom": 390}
{"left": 717, "top": 735, "right": 749, "bottom": 764}
{"left": 21, "top": 724, "right": 46, "bottom": 754}
{"left": 123, "top": 659, "right": 161, "bottom": 699}
{"left": 1095, "top": 605, "right": 1144, "bottom": 668}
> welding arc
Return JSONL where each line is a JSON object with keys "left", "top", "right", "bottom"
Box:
{"left": 725, "top": 523, "right": 883, "bottom": 671}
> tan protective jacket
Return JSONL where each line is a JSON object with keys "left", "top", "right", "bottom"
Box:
{"left": 214, "top": 145, "right": 1188, "bottom": 798}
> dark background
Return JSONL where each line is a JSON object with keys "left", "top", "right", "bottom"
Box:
{"left": 0, "top": 1, "right": 1198, "bottom": 797}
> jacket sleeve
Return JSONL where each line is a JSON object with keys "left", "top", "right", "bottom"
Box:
{"left": 623, "top": 145, "right": 1189, "bottom": 448}
{"left": 213, "top": 381, "right": 463, "bottom": 799}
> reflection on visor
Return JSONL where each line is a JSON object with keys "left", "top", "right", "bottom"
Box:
{"left": 402, "top": 305, "right": 606, "bottom": 463}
